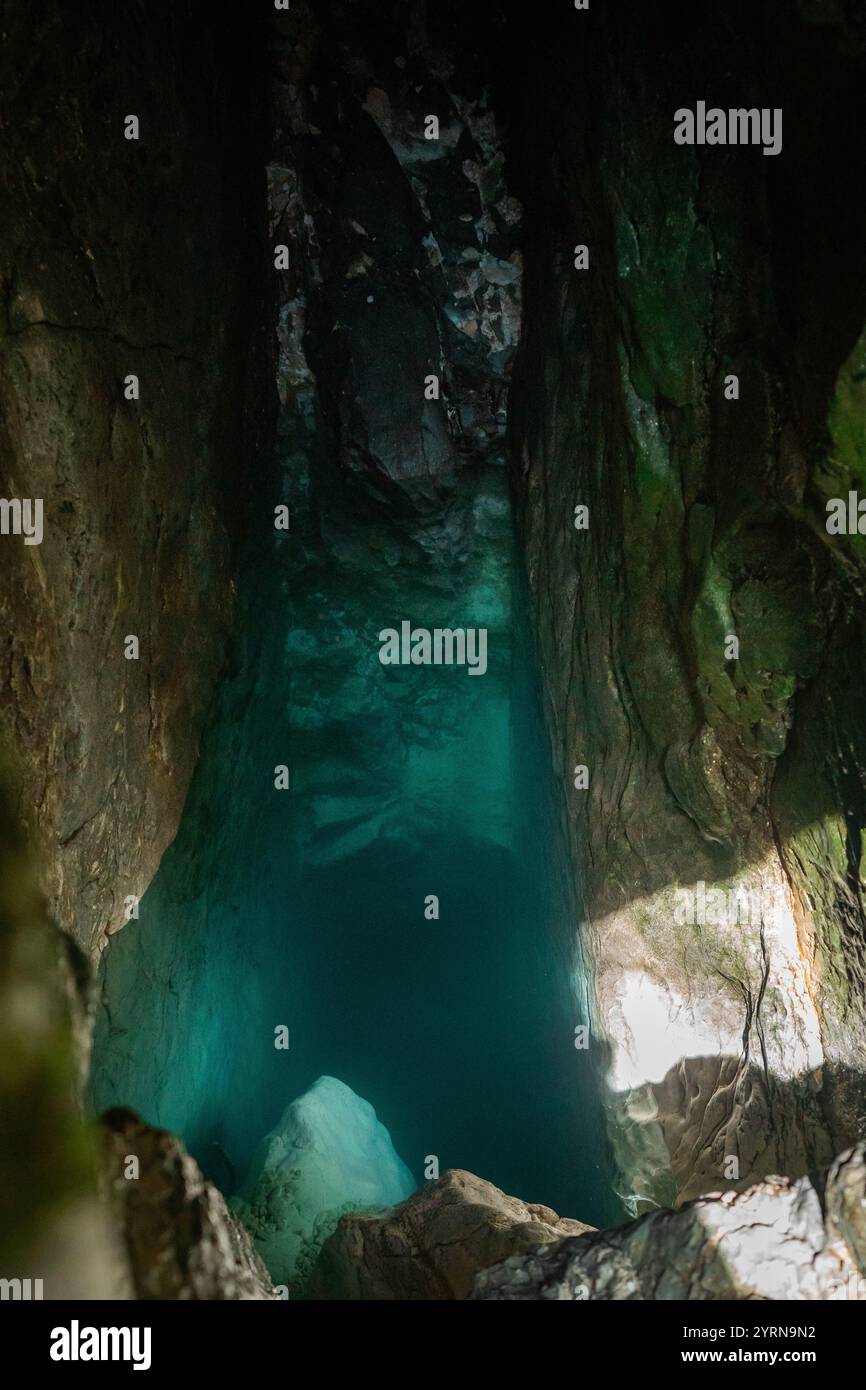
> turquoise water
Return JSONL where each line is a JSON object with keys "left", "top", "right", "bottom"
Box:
{"left": 91, "top": 448, "right": 619, "bottom": 1238}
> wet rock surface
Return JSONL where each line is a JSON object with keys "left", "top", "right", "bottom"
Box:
{"left": 309, "top": 1168, "right": 592, "bottom": 1300}
{"left": 474, "top": 1144, "right": 866, "bottom": 1302}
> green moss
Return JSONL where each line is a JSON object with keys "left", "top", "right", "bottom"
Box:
{"left": 691, "top": 516, "right": 826, "bottom": 758}
{"left": 620, "top": 205, "right": 714, "bottom": 407}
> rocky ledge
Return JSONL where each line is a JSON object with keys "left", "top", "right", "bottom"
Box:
{"left": 474, "top": 1146, "right": 866, "bottom": 1301}
{"left": 101, "top": 1109, "right": 276, "bottom": 1301}
{"left": 308, "top": 1168, "right": 592, "bottom": 1299}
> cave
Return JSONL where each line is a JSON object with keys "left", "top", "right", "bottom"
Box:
{"left": 3, "top": 0, "right": 866, "bottom": 1329}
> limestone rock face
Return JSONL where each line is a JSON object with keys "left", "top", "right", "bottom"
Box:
{"left": 0, "top": 5, "right": 270, "bottom": 959}
{"left": 101, "top": 1109, "right": 276, "bottom": 1301}
{"left": 512, "top": 0, "right": 866, "bottom": 1209}
{"left": 474, "top": 1145, "right": 866, "bottom": 1302}
{"left": 309, "top": 1168, "right": 592, "bottom": 1300}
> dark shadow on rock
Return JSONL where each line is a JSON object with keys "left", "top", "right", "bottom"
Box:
{"left": 508, "top": 0, "right": 866, "bottom": 1199}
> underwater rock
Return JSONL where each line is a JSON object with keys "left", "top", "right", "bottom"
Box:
{"left": 474, "top": 1145, "right": 866, "bottom": 1301}
{"left": 101, "top": 1109, "right": 275, "bottom": 1300}
{"left": 309, "top": 1168, "right": 592, "bottom": 1300}
{"left": 232, "top": 1076, "right": 416, "bottom": 1289}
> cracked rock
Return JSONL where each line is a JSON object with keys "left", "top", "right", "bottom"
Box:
{"left": 474, "top": 1145, "right": 866, "bottom": 1301}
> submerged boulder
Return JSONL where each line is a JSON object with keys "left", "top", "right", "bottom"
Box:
{"left": 232, "top": 1076, "right": 415, "bottom": 1288}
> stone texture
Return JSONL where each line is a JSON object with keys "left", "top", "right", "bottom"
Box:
{"left": 511, "top": 0, "right": 866, "bottom": 1210}
{"left": 0, "top": 4, "right": 270, "bottom": 960}
{"left": 475, "top": 1144, "right": 866, "bottom": 1301}
{"left": 309, "top": 1168, "right": 592, "bottom": 1299}
{"left": 0, "top": 2, "right": 273, "bottom": 1301}
{"left": 101, "top": 1109, "right": 276, "bottom": 1301}
{"left": 273, "top": 0, "right": 521, "bottom": 512}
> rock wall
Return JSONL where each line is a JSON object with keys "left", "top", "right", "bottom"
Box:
{"left": 0, "top": 1, "right": 275, "bottom": 1301}
{"left": 511, "top": 0, "right": 866, "bottom": 1208}
{"left": 0, "top": 3, "right": 271, "bottom": 960}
